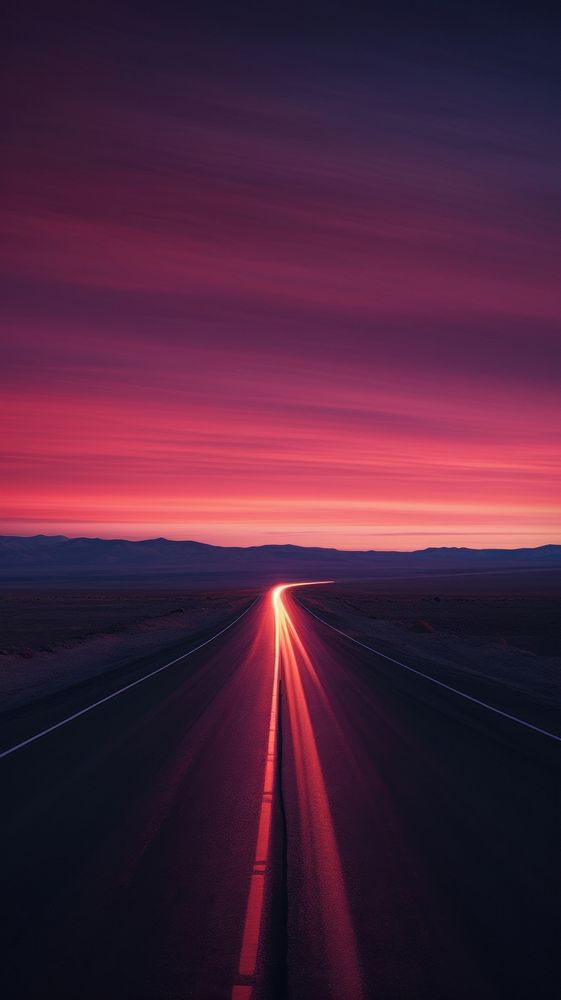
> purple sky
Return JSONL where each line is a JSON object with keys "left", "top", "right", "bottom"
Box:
{"left": 3, "top": 3, "right": 560, "bottom": 547}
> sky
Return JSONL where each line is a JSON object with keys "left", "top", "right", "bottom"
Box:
{"left": 2, "top": 2, "right": 561, "bottom": 549}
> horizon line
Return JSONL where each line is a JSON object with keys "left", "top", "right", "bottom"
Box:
{"left": 2, "top": 531, "right": 559, "bottom": 556}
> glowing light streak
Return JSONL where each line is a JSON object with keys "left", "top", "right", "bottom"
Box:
{"left": 232, "top": 583, "right": 362, "bottom": 998}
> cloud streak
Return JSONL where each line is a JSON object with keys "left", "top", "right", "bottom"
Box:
{"left": 2, "top": 3, "right": 560, "bottom": 547}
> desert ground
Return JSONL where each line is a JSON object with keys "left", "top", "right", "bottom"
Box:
{"left": 2, "top": 570, "right": 559, "bottom": 732}
{"left": 2, "top": 571, "right": 561, "bottom": 999}
{"left": 0, "top": 587, "right": 256, "bottom": 710}
{"left": 297, "top": 569, "right": 561, "bottom": 736}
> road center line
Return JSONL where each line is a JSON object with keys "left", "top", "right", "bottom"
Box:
{"left": 231, "top": 588, "right": 282, "bottom": 996}
{"left": 232, "top": 581, "right": 347, "bottom": 999}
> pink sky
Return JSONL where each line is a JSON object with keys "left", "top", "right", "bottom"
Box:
{"left": 2, "top": 22, "right": 560, "bottom": 548}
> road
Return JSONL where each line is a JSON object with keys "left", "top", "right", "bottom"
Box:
{"left": 2, "top": 583, "right": 561, "bottom": 999}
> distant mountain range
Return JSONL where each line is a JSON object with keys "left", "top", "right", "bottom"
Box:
{"left": 1, "top": 534, "right": 560, "bottom": 585}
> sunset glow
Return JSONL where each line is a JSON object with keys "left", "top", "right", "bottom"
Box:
{"left": 3, "top": 7, "right": 560, "bottom": 549}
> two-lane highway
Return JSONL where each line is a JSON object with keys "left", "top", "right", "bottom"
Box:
{"left": 2, "top": 584, "right": 561, "bottom": 999}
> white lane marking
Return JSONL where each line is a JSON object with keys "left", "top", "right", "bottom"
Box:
{"left": 298, "top": 601, "right": 561, "bottom": 745}
{"left": 0, "top": 598, "right": 260, "bottom": 761}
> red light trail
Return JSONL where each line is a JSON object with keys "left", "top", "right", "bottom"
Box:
{"left": 232, "top": 583, "right": 362, "bottom": 999}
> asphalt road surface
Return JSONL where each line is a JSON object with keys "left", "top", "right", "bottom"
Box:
{"left": 2, "top": 584, "right": 560, "bottom": 1000}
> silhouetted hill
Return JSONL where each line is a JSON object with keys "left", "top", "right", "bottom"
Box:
{"left": 0, "top": 534, "right": 560, "bottom": 585}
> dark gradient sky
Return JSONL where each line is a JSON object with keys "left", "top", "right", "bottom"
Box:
{"left": 3, "top": 2, "right": 560, "bottom": 548}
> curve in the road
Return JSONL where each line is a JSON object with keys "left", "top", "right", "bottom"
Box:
{"left": 232, "top": 582, "right": 363, "bottom": 1000}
